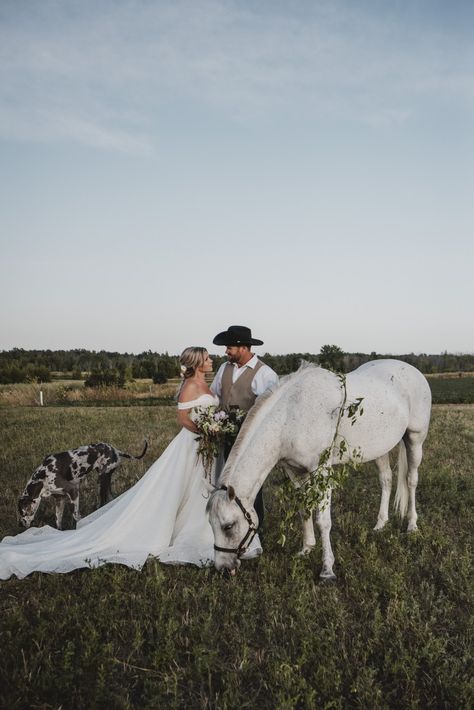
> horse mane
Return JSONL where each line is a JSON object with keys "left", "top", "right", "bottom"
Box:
{"left": 223, "top": 360, "right": 321, "bottom": 473}
{"left": 279, "top": 359, "right": 320, "bottom": 384}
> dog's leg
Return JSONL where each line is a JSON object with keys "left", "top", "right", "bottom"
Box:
{"left": 70, "top": 486, "right": 81, "bottom": 523}
{"left": 54, "top": 479, "right": 81, "bottom": 525}
{"left": 54, "top": 496, "right": 67, "bottom": 530}
{"left": 99, "top": 468, "right": 114, "bottom": 507}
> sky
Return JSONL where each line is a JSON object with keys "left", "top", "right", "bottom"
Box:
{"left": 1, "top": 0, "right": 473, "bottom": 356}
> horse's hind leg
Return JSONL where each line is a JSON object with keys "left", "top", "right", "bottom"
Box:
{"left": 374, "top": 453, "right": 392, "bottom": 531}
{"left": 404, "top": 430, "right": 425, "bottom": 532}
{"left": 315, "top": 492, "right": 336, "bottom": 580}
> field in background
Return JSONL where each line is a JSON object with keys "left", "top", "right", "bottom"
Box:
{"left": 426, "top": 375, "right": 474, "bottom": 403}
{"left": 0, "top": 378, "right": 180, "bottom": 407}
{"left": 1, "top": 373, "right": 474, "bottom": 408}
{"left": 0, "top": 403, "right": 472, "bottom": 708}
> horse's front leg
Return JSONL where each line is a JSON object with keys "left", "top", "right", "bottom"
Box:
{"left": 315, "top": 491, "right": 336, "bottom": 580}
{"left": 283, "top": 464, "right": 317, "bottom": 555}
{"left": 298, "top": 511, "right": 316, "bottom": 555}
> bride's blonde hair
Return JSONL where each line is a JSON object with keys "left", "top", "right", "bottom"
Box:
{"left": 179, "top": 347, "right": 208, "bottom": 380}
{"left": 176, "top": 347, "right": 208, "bottom": 399}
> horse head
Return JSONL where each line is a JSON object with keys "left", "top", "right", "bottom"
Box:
{"left": 206, "top": 485, "right": 259, "bottom": 574}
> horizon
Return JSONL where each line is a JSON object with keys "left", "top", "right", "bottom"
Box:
{"left": 1, "top": 345, "right": 472, "bottom": 358}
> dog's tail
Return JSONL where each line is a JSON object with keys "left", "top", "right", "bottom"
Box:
{"left": 118, "top": 440, "right": 148, "bottom": 460}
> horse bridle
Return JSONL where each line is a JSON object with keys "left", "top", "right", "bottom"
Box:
{"left": 213, "top": 485, "right": 258, "bottom": 558}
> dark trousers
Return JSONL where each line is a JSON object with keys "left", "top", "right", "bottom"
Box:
{"left": 223, "top": 440, "right": 265, "bottom": 530}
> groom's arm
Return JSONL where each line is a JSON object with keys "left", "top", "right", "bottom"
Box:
{"left": 252, "top": 365, "right": 279, "bottom": 397}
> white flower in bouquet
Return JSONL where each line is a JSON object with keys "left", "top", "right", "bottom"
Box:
{"left": 193, "top": 405, "right": 246, "bottom": 479}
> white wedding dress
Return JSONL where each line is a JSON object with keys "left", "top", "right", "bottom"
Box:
{"left": 0, "top": 394, "right": 262, "bottom": 580}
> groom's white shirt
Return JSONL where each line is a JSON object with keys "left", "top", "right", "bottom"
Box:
{"left": 211, "top": 355, "right": 279, "bottom": 399}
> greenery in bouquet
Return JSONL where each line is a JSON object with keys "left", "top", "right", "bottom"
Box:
{"left": 193, "top": 405, "right": 246, "bottom": 479}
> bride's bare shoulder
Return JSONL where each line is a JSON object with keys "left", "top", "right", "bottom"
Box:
{"left": 178, "top": 380, "right": 210, "bottom": 403}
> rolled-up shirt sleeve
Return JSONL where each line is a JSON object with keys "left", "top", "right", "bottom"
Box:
{"left": 252, "top": 365, "right": 279, "bottom": 396}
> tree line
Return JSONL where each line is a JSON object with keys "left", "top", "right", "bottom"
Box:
{"left": 0, "top": 346, "right": 473, "bottom": 386}
{"left": 0, "top": 349, "right": 178, "bottom": 386}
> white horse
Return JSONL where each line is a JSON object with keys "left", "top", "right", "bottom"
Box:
{"left": 207, "top": 359, "right": 432, "bottom": 579}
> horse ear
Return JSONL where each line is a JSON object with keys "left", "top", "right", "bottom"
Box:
{"left": 227, "top": 485, "right": 236, "bottom": 501}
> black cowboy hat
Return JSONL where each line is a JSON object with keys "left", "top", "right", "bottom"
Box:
{"left": 212, "top": 325, "right": 264, "bottom": 346}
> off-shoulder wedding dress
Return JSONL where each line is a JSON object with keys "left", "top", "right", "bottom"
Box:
{"left": 0, "top": 394, "right": 262, "bottom": 580}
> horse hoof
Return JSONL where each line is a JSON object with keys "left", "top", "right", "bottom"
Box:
{"left": 373, "top": 521, "right": 387, "bottom": 531}
{"left": 407, "top": 523, "right": 418, "bottom": 533}
{"left": 297, "top": 545, "right": 315, "bottom": 557}
{"left": 319, "top": 573, "right": 336, "bottom": 585}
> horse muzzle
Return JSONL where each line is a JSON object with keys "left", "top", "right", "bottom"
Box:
{"left": 214, "top": 552, "right": 241, "bottom": 574}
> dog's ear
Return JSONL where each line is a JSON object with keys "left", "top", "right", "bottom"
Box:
{"left": 227, "top": 485, "right": 235, "bottom": 501}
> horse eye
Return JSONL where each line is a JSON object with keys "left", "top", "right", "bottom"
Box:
{"left": 223, "top": 522, "right": 234, "bottom": 532}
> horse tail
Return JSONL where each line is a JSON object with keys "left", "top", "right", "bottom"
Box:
{"left": 394, "top": 439, "right": 408, "bottom": 519}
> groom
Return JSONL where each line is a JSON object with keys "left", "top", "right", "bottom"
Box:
{"left": 210, "top": 325, "right": 279, "bottom": 534}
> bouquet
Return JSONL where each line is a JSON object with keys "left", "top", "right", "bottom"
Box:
{"left": 193, "top": 405, "right": 246, "bottom": 479}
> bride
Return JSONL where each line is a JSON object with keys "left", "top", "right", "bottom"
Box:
{"left": 0, "top": 347, "right": 262, "bottom": 580}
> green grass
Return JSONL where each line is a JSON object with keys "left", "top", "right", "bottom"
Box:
{"left": 0, "top": 405, "right": 473, "bottom": 708}
{"left": 428, "top": 376, "right": 474, "bottom": 404}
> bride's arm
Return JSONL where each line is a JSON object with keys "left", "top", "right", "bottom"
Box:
{"left": 177, "top": 381, "right": 199, "bottom": 433}
{"left": 177, "top": 406, "right": 198, "bottom": 433}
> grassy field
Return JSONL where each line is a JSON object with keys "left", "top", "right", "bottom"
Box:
{"left": 2, "top": 373, "right": 474, "bottom": 408}
{"left": 0, "top": 378, "right": 179, "bottom": 407}
{"left": 0, "top": 404, "right": 473, "bottom": 708}
{"left": 427, "top": 375, "right": 474, "bottom": 404}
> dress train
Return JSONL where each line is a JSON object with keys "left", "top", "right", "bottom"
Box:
{"left": 0, "top": 394, "right": 262, "bottom": 580}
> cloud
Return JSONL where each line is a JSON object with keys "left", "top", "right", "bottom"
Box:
{"left": 0, "top": 103, "right": 153, "bottom": 155}
{"left": 0, "top": 0, "right": 473, "bottom": 152}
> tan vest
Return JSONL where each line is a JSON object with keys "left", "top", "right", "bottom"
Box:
{"left": 221, "top": 360, "right": 264, "bottom": 413}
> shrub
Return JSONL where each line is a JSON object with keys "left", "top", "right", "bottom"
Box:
{"left": 84, "top": 370, "right": 125, "bottom": 389}
{"left": 152, "top": 370, "right": 168, "bottom": 385}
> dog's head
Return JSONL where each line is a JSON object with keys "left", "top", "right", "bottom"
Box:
{"left": 18, "top": 481, "right": 43, "bottom": 528}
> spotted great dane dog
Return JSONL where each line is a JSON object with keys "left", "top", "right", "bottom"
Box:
{"left": 18, "top": 441, "right": 148, "bottom": 529}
